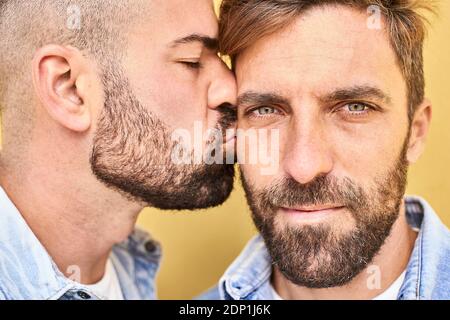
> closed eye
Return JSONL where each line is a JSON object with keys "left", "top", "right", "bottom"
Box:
{"left": 180, "top": 61, "right": 203, "bottom": 70}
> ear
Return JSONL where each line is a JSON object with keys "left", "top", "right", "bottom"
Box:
{"left": 406, "top": 99, "right": 432, "bottom": 164}
{"left": 32, "top": 45, "right": 93, "bottom": 132}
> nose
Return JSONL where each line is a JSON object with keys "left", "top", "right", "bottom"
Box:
{"left": 282, "top": 116, "right": 334, "bottom": 185}
{"left": 207, "top": 59, "right": 237, "bottom": 110}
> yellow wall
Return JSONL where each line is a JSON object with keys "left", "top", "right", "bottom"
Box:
{"left": 1, "top": 1, "right": 449, "bottom": 300}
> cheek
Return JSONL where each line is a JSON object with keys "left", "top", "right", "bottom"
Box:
{"left": 239, "top": 129, "right": 287, "bottom": 192}
{"left": 331, "top": 119, "right": 408, "bottom": 185}
{"left": 140, "top": 76, "right": 208, "bottom": 133}
{"left": 240, "top": 163, "right": 277, "bottom": 191}
{"left": 125, "top": 43, "right": 213, "bottom": 132}
{"left": 236, "top": 127, "right": 283, "bottom": 176}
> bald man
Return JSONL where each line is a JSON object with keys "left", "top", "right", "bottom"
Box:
{"left": 0, "top": 0, "right": 236, "bottom": 300}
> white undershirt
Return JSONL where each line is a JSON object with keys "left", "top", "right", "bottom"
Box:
{"left": 372, "top": 271, "right": 406, "bottom": 300}
{"left": 83, "top": 259, "right": 124, "bottom": 300}
{"left": 270, "top": 270, "right": 406, "bottom": 300}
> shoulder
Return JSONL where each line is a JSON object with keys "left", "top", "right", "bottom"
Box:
{"left": 415, "top": 197, "right": 450, "bottom": 299}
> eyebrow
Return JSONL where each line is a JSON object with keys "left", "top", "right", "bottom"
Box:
{"left": 237, "top": 91, "right": 290, "bottom": 107}
{"left": 320, "top": 85, "right": 392, "bottom": 105}
{"left": 170, "top": 34, "right": 219, "bottom": 51}
{"left": 237, "top": 86, "right": 392, "bottom": 109}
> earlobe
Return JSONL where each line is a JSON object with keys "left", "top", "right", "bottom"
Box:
{"left": 406, "top": 99, "right": 432, "bottom": 164}
{"left": 32, "top": 45, "right": 92, "bottom": 133}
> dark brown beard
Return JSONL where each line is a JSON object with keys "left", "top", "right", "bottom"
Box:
{"left": 241, "top": 141, "right": 409, "bottom": 288}
{"left": 90, "top": 63, "right": 235, "bottom": 210}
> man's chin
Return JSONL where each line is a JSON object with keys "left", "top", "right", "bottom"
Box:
{"left": 145, "top": 186, "right": 234, "bottom": 210}
{"left": 93, "top": 160, "right": 235, "bottom": 210}
{"left": 143, "top": 167, "right": 235, "bottom": 210}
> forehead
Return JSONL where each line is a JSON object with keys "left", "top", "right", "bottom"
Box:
{"left": 236, "top": 5, "right": 406, "bottom": 98}
{"left": 145, "top": 0, "right": 218, "bottom": 40}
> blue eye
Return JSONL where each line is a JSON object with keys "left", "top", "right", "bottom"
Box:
{"left": 253, "top": 106, "right": 278, "bottom": 116}
{"left": 345, "top": 103, "right": 370, "bottom": 113}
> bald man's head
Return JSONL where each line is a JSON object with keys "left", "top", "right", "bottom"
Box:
{"left": 0, "top": 0, "right": 146, "bottom": 127}
{"left": 0, "top": 0, "right": 154, "bottom": 164}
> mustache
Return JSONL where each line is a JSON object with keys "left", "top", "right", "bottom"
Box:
{"left": 216, "top": 103, "right": 237, "bottom": 131}
{"left": 204, "top": 102, "right": 237, "bottom": 146}
{"left": 259, "top": 175, "right": 365, "bottom": 211}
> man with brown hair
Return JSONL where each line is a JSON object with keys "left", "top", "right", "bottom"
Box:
{"left": 202, "top": 0, "right": 450, "bottom": 300}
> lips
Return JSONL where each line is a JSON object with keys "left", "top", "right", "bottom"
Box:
{"left": 283, "top": 205, "right": 345, "bottom": 213}
{"left": 279, "top": 205, "right": 345, "bottom": 221}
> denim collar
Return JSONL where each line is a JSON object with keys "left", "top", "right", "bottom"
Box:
{"left": 0, "top": 186, "right": 161, "bottom": 300}
{"left": 219, "top": 235, "right": 272, "bottom": 300}
{"left": 219, "top": 196, "right": 450, "bottom": 300}
{"left": 398, "top": 196, "right": 450, "bottom": 300}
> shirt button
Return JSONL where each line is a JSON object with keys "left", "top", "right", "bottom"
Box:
{"left": 145, "top": 241, "right": 157, "bottom": 253}
{"left": 77, "top": 291, "right": 91, "bottom": 300}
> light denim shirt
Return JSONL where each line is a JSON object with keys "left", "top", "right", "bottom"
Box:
{"left": 202, "top": 196, "right": 450, "bottom": 300}
{"left": 0, "top": 187, "right": 162, "bottom": 300}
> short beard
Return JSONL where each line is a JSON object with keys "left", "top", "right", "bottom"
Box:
{"left": 90, "top": 63, "right": 235, "bottom": 210}
{"left": 241, "top": 141, "right": 409, "bottom": 288}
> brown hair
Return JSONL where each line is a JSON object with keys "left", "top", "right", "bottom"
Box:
{"left": 219, "top": 0, "right": 437, "bottom": 120}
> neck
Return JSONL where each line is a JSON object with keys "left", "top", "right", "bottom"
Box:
{"left": 0, "top": 154, "right": 143, "bottom": 285}
{"left": 272, "top": 204, "right": 418, "bottom": 300}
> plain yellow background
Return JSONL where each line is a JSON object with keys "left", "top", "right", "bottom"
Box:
{"left": 1, "top": 0, "right": 449, "bottom": 300}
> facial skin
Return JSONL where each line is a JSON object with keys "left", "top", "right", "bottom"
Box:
{"left": 235, "top": 5, "right": 431, "bottom": 298}
{"left": 0, "top": 0, "right": 237, "bottom": 284}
